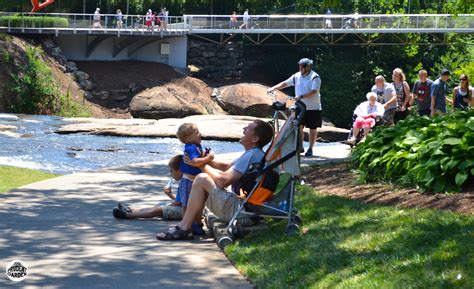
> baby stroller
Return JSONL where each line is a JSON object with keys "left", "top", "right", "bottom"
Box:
{"left": 215, "top": 100, "right": 306, "bottom": 249}
{"left": 250, "top": 16, "right": 260, "bottom": 29}
{"left": 133, "top": 16, "right": 144, "bottom": 30}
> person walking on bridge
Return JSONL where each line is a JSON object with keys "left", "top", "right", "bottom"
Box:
{"left": 239, "top": 9, "right": 250, "bottom": 29}
{"left": 93, "top": 8, "right": 102, "bottom": 28}
{"left": 268, "top": 58, "right": 322, "bottom": 157}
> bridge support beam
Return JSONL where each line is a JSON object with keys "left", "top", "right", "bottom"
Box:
{"left": 55, "top": 35, "right": 188, "bottom": 68}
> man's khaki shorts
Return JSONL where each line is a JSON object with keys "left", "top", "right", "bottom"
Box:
{"left": 162, "top": 205, "right": 182, "bottom": 220}
{"left": 205, "top": 188, "right": 242, "bottom": 222}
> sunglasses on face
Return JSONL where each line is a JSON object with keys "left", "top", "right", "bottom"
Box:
{"left": 460, "top": 78, "right": 467, "bottom": 81}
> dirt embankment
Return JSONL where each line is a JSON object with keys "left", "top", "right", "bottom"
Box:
{"left": 0, "top": 35, "right": 121, "bottom": 118}
{"left": 305, "top": 162, "right": 473, "bottom": 215}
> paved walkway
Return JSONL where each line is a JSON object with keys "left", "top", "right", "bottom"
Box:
{"left": 0, "top": 145, "right": 350, "bottom": 288}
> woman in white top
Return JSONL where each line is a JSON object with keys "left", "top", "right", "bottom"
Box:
{"left": 347, "top": 92, "right": 385, "bottom": 144}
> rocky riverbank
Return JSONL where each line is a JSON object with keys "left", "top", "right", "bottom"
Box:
{"left": 57, "top": 114, "right": 349, "bottom": 142}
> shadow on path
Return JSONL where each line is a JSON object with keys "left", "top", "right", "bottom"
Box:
{"left": 0, "top": 161, "right": 252, "bottom": 289}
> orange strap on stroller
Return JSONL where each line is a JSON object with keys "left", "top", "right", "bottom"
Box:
{"left": 241, "top": 170, "right": 279, "bottom": 205}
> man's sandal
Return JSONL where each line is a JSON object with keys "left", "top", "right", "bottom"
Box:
{"left": 156, "top": 226, "right": 194, "bottom": 241}
{"left": 118, "top": 202, "right": 132, "bottom": 214}
{"left": 112, "top": 208, "right": 130, "bottom": 219}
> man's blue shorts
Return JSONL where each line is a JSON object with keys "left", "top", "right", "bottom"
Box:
{"left": 177, "top": 178, "right": 193, "bottom": 207}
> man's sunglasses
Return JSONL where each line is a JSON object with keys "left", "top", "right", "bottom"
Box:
{"left": 459, "top": 78, "right": 467, "bottom": 81}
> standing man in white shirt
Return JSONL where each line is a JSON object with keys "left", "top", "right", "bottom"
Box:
{"left": 268, "top": 58, "right": 322, "bottom": 157}
{"left": 93, "top": 8, "right": 102, "bottom": 28}
{"left": 239, "top": 9, "right": 250, "bottom": 29}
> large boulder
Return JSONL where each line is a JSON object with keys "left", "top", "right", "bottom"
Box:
{"left": 73, "top": 71, "right": 89, "bottom": 81}
{"left": 218, "top": 83, "right": 290, "bottom": 118}
{"left": 130, "top": 77, "right": 225, "bottom": 119}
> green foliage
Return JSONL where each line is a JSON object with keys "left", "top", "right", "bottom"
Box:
{"left": 2, "top": 0, "right": 472, "bottom": 15}
{"left": 0, "top": 15, "right": 69, "bottom": 28}
{"left": 59, "top": 89, "right": 92, "bottom": 117}
{"left": 352, "top": 110, "right": 474, "bottom": 193}
{"left": 2, "top": 49, "right": 11, "bottom": 63}
{"left": 8, "top": 46, "right": 91, "bottom": 117}
{"left": 9, "top": 47, "right": 59, "bottom": 114}
{"left": 227, "top": 185, "right": 474, "bottom": 288}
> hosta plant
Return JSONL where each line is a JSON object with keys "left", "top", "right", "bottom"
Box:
{"left": 352, "top": 109, "right": 474, "bottom": 193}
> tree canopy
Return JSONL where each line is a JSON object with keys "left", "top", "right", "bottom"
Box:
{"left": 1, "top": 0, "right": 473, "bottom": 15}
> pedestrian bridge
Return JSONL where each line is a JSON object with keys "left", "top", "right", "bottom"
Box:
{"left": 0, "top": 12, "right": 472, "bottom": 37}
{"left": 1, "top": 13, "right": 471, "bottom": 68}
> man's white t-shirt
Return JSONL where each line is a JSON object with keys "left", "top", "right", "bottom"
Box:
{"left": 285, "top": 71, "right": 321, "bottom": 110}
{"left": 243, "top": 11, "right": 250, "bottom": 22}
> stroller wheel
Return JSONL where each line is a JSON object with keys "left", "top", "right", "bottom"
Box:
{"left": 293, "top": 214, "right": 303, "bottom": 226}
{"left": 217, "top": 235, "right": 233, "bottom": 250}
{"left": 285, "top": 223, "right": 300, "bottom": 236}
{"left": 229, "top": 224, "right": 244, "bottom": 238}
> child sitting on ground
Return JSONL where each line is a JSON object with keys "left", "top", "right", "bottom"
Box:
{"left": 176, "top": 123, "right": 214, "bottom": 235}
{"left": 113, "top": 154, "right": 184, "bottom": 221}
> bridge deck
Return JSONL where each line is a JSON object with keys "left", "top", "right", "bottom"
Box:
{"left": 0, "top": 13, "right": 472, "bottom": 36}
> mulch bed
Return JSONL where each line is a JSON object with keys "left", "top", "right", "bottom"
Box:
{"left": 304, "top": 162, "right": 474, "bottom": 215}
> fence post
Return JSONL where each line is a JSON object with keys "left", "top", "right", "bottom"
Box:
{"left": 190, "top": 16, "right": 193, "bottom": 33}
{"left": 183, "top": 15, "right": 187, "bottom": 32}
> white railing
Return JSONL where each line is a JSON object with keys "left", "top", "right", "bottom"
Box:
{"left": 0, "top": 12, "right": 186, "bottom": 33}
{"left": 184, "top": 14, "right": 474, "bottom": 32}
{"left": 0, "top": 13, "right": 472, "bottom": 34}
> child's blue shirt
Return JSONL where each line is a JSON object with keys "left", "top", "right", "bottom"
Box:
{"left": 180, "top": 143, "right": 202, "bottom": 175}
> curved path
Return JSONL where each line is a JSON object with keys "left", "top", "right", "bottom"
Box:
{"left": 0, "top": 161, "right": 253, "bottom": 288}
{"left": 0, "top": 146, "right": 350, "bottom": 288}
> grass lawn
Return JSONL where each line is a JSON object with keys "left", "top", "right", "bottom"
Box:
{"left": 226, "top": 185, "right": 473, "bottom": 289}
{"left": 0, "top": 166, "right": 59, "bottom": 193}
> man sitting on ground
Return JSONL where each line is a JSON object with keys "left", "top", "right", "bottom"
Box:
{"left": 156, "top": 119, "right": 274, "bottom": 240}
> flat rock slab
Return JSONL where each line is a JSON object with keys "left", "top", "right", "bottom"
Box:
{"left": 0, "top": 113, "right": 20, "bottom": 121}
{"left": 0, "top": 161, "right": 253, "bottom": 289}
{"left": 0, "top": 124, "right": 16, "bottom": 130}
{"left": 57, "top": 115, "right": 349, "bottom": 142}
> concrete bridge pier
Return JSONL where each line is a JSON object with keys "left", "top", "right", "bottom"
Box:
{"left": 55, "top": 34, "right": 188, "bottom": 69}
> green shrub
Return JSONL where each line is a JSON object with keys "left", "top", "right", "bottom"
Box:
{"left": 352, "top": 110, "right": 474, "bottom": 193}
{"left": 0, "top": 16, "right": 69, "bottom": 28}
{"left": 9, "top": 47, "right": 59, "bottom": 114}
{"left": 8, "top": 46, "right": 91, "bottom": 117}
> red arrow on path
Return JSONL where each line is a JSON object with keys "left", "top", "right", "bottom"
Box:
{"left": 31, "top": 0, "right": 55, "bottom": 13}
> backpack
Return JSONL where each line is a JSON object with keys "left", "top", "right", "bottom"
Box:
{"left": 240, "top": 162, "right": 280, "bottom": 205}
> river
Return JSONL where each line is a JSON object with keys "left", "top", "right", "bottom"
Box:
{"left": 0, "top": 114, "right": 243, "bottom": 174}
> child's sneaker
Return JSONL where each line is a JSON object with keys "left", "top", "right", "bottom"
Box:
{"left": 191, "top": 222, "right": 205, "bottom": 236}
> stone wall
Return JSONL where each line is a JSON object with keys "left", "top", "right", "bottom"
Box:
{"left": 187, "top": 39, "right": 263, "bottom": 79}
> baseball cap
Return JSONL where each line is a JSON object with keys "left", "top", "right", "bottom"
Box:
{"left": 297, "top": 58, "right": 313, "bottom": 66}
{"left": 441, "top": 69, "right": 451, "bottom": 76}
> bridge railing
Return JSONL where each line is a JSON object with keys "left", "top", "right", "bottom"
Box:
{"left": 0, "top": 12, "right": 186, "bottom": 33}
{"left": 184, "top": 14, "right": 474, "bottom": 32}
{"left": 0, "top": 12, "right": 472, "bottom": 34}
